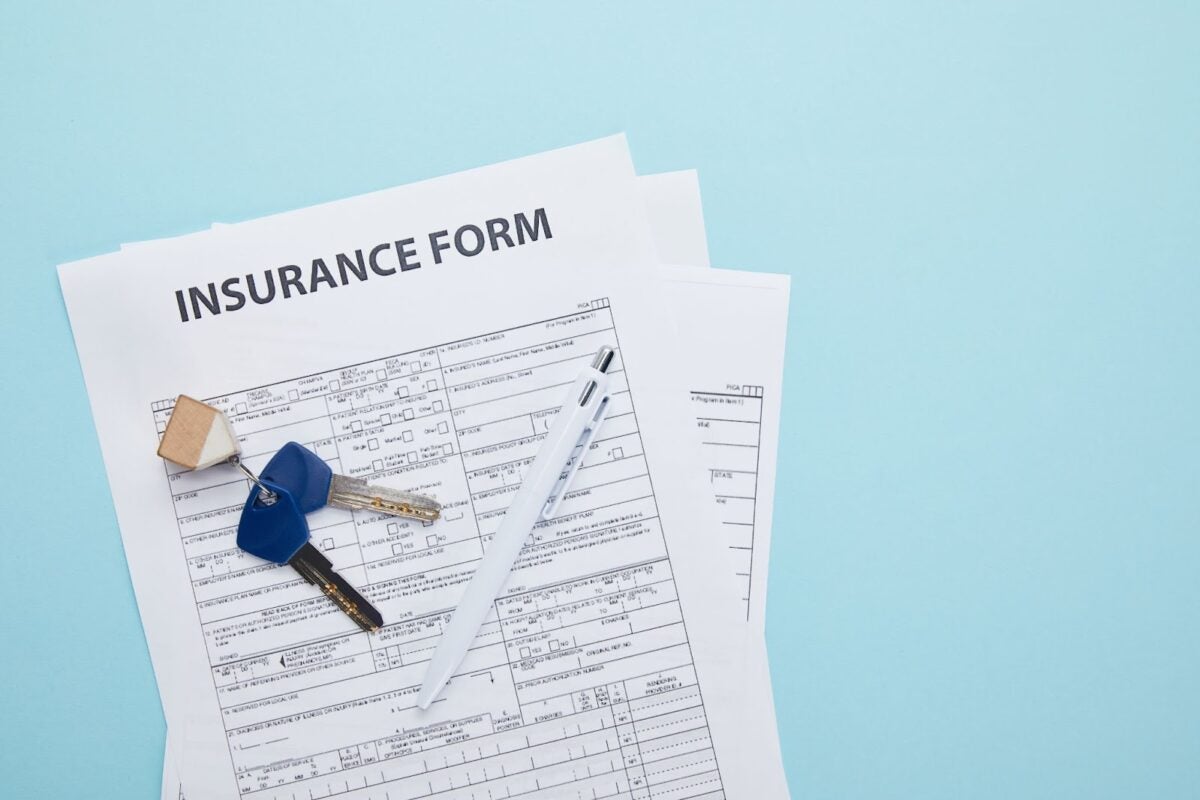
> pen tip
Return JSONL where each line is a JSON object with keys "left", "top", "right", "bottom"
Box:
{"left": 417, "top": 674, "right": 447, "bottom": 709}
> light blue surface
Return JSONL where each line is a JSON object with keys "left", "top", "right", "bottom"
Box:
{"left": 1, "top": 3, "right": 1197, "bottom": 797}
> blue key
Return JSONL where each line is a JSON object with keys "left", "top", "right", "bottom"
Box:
{"left": 261, "top": 442, "right": 440, "bottom": 521}
{"left": 237, "top": 478, "right": 383, "bottom": 632}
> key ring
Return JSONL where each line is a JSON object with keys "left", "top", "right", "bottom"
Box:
{"left": 229, "top": 454, "right": 277, "bottom": 505}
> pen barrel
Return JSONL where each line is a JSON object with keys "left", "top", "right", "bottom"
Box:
{"left": 419, "top": 365, "right": 609, "bottom": 705}
{"left": 463, "top": 367, "right": 603, "bottom": 599}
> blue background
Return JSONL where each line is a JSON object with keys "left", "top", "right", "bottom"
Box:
{"left": 1, "top": 2, "right": 1197, "bottom": 797}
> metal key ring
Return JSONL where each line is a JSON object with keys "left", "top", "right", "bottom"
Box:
{"left": 229, "top": 454, "right": 278, "bottom": 505}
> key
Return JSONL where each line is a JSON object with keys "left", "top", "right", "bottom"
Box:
{"left": 261, "top": 441, "right": 441, "bottom": 522}
{"left": 157, "top": 397, "right": 438, "bottom": 519}
{"left": 237, "top": 479, "right": 384, "bottom": 632}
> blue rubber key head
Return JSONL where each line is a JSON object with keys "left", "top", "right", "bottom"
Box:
{"left": 237, "top": 480, "right": 309, "bottom": 565}
{"left": 259, "top": 442, "right": 333, "bottom": 514}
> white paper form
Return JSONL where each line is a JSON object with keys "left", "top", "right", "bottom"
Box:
{"left": 159, "top": 261, "right": 796, "bottom": 796}
{"left": 161, "top": 172, "right": 792, "bottom": 799}
{"left": 62, "top": 138, "right": 788, "bottom": 800}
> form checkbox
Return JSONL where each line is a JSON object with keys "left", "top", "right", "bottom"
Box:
{"left": 442, "top": 443, "right": 453, "bottom": 456}
{"left": 397, "top": 386, "right": 410, "bottom": 399}
{"left": 519, "top": 647, "right": 531, "bottom": 659}
{"left": 372, "top": 459, "right": 384, "bottom": 471}
{"left": 407, "top": 451, "right": 418, "bottom": 464}
{"left": 433, "top": 400, "right": 445, "bottom": 412}
{"left": 548, "top": 640, "right": 559, "bottom": 651}
{"left": 392, "top": 542, "right": 405, "bottom": 556}
{"left": 368, "top": 438, "right": 379, "bottom": 451}
{"left": 426, "top": 534, "right": 438, "bottom": 547}
{"left": 381, "top": 413, "right": 392, "bottom": 425}
{"left": 387, "top": 522, "right": 399, "bottom": 534}
{"left": 351, "top": 420, "right": 363, "bottom": 433}
{"left": 288, "top": 389, "right": 300, "bottom": 401}
{"left": 234, "top": 402, "right": 247, "bottom": 415}
{"left": 426, "top": 379, "right": 438, "bottom": 392}
{"left": 376, "top": 369, "right": 387, "bottom": 381}
{"left": 402, "top": 430, "right": 413, "bottom": 443}
{"left": 437, "top": 421, "right": 449, "bottom": 435}
{"left": 612, "top": 446, "right": 624, "bottom": 460}
{"left": 403, "top": 408, "right": 415, "bottom": 421}
{"left": 329, "top": 380, "right": 340, "bottom": 391}
{"left": 409, "top": 362, "right": 419, "bottom": 373}
{"left": 322, "top": 538, "right": 335, "bottom": 551}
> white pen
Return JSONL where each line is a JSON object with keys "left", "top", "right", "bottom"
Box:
{"left": 417, "top": 345, "right": 616, "bottom": 709}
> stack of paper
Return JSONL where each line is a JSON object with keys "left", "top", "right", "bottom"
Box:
{"left": 58, "top": 136, "right": 792, "bottom": 800}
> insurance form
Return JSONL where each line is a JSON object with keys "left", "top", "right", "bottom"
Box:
{"left": 157, "top": 171, "right": 793, "bottom": 799}
{"left": 61, "top": 139, "right": 788, "bottom": 799}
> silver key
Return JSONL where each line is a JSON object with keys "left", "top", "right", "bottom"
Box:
{"left": 258, "top": 441, "right": 441, "bottom": 523}
{"left": 328, "top": 474, "right": 441, "bottom": 522}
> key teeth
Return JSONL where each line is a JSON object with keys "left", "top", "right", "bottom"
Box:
{"left": 318, "top": 578, "right": 382, "bottom": 632}
{"left": 328, "top": 474, "right": 442, "bottom": 521}
{"left": 332, "top": 593, "right": 378, "bottom": 633}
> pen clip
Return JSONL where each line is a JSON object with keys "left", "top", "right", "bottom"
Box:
{"left": 541, "top": 394, "right": 610, "bottom": 520}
